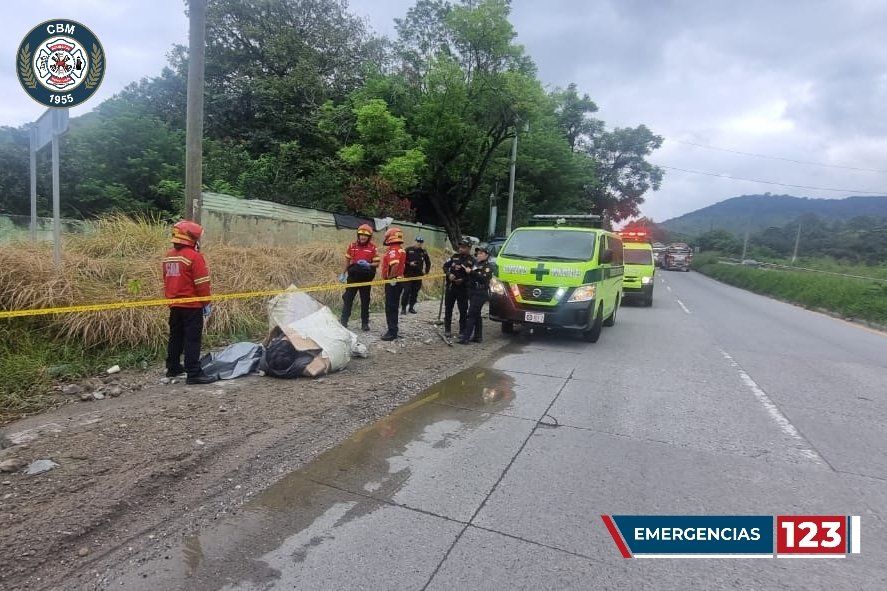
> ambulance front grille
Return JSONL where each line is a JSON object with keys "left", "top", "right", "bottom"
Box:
{"left": 517, "top": 285, "right": 558, "bottom": 302}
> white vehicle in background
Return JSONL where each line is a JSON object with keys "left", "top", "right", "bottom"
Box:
{"left": 651, "top": 241, "right": 666, "bottom": 266}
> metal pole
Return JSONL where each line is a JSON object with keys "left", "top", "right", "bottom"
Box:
{"left": 505, "top": 128, "right": 518, "bottom": 235}
{"left": 51, "top": 133, "right": 61, "bottom": 267}
{"left": 791, "top": 221, "right": 802, "bottom": 264}
{"left": 184, "top": 0, "right": 207, "bottom": 222}
{"left": 29, "top": 127, "right": 37, "bottom": 241}
{"left": 487, "top": 190, "right": 497, "bottom": 239}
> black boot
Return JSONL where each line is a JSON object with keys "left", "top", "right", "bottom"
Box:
{"left": 186, "top": 372, "right": 218, "bottom": 385}
{"left": 361, "top": 323, "right": 370, "bottom": 331}
{"left": 408, "top": 307, "right": 417, "bottom": 314}
{"left": 166, "top": 366, "right": 186, "bottom": 378}
{"left": 380, "top": 332, "right": 397, "bottom": 341}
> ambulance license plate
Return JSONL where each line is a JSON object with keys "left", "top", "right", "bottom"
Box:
{"left": 524, "top": 312, "right": 545, "bottom": 323}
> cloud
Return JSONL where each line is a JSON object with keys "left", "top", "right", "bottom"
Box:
{"left": 507, "top": 0, "right": 887, "bottom": 220}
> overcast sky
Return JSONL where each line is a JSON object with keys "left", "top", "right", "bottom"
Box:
{"left": 4, "top": 0, "right": 886, "bottom": 221}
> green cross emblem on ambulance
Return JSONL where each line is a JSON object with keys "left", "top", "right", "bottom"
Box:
{"left": 531, "top": 263, "right": 550, "bottom": 281}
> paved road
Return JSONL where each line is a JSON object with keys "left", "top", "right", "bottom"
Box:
{"left": 104, "top": 271, "right": 887, "bottom": 590}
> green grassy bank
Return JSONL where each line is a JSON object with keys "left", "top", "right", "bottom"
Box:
{"left": 692, "top": 253, "right": 887, "bottom": 327}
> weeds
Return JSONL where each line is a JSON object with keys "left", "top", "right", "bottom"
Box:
{"left": 0, "top": 215, "right": 445, "bottom": 421}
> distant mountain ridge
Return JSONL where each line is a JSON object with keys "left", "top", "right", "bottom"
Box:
{"left": 660, "top": 194, "right": 887, "bottom": 237}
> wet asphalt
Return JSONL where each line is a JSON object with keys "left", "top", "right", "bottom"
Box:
{"left": 103, "top": 271, "right": 887, "bottom": 590}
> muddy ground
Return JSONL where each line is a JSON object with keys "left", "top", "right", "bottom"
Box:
{"left": 0, "top": 303, "right": 511, "bottom": 591}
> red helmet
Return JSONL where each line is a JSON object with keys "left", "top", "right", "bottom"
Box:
{"left": 357, "top": 223, "right": 373, "bottom": 237}
{"left": 383, "top": 227, "right": 404, "bottom": 245}
{"left": 171, "top": 220, "right": 203, "bottom": 246}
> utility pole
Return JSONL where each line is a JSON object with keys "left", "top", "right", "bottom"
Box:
{"left": 487, "top": 181, "right": 498, "bottom": 239}
{"left": 184, "top": 0, "right": 207, "bottom": 222}
{"left": 791, "top": 221, "right": 802, "bottom": 264}
{"left": 741, "top": 223, "right": 750, "bottom": 261}
{"left": 505, "top": 124, "right": 518, "bottom": 235}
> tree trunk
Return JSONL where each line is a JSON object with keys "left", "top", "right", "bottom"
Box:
{"left": 427, "top": 192, "right": 462, "bottom": 248}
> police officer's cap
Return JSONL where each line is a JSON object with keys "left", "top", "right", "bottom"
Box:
{"left": 415, "top": 235, "right": 425, "bottom": 242}
{"left": 475, "top": 245, "right": 489, "bottom": 254}
{"left": 457, "top": 238, "right": 471, "bottom": 247}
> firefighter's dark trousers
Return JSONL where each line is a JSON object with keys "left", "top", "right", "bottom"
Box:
{"left": 167, "top": 307, "right": 204, "bottom": 377}
{"left": 384, "top": 282, "right": 404, "bottom": 336}
{"left": 341, "top": 276, "right": 372, "bottom": 327}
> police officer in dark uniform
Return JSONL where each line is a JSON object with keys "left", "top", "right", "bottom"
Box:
{"left": 458, "top": 246, "right": 494, "bottom": 344}
{"left": 443, "top": 238, "right": 475, "bottom": 337}
{"left": 400, "top": 235, "right": 432, "bottom": 314}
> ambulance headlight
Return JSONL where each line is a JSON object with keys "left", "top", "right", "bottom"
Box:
{"left": 490, "top": 277, "right": 506, "bottom": 295}
{"left": 568, "top": 284, "right": 596, "bottom": 302}
{"left": 641, "top": 276, "right": 653, "bottom": 285}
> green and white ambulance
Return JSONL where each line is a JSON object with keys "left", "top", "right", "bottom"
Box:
{"left": 620, "top": 230, "right": 656, "bottom": 306}
{"left": 489, "top": 215, "right": 623, "bottom": 342}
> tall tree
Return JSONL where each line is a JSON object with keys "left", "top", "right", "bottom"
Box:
{"left": 0, "top": 127, "right": 30, "bottom": 215}
{"left": 583, "top": 125, "right": 664, "bottom": 222}
{"left": 336, "top": 99, "right": 426, "bottom": 219}
{"left": 390, "top": 0, "right": 546, "bottom": 244}
{"left": 196, "top": 0, "right": 381, "bottom": 151}
{"left": 553, "top": 83, "right": 602, "bottom": 152}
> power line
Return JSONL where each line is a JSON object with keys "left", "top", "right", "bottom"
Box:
{"left": 655, "top": 164, "right": 887, "bottom": 195}
{"left": 668, "top": 139, "right": 887, "bottom": 174}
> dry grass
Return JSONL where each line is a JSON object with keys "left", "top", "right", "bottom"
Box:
{"left": 0, "top": 215, "right": 445, "bottom": 349}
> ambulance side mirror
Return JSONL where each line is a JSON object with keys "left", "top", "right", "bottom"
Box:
{"left": 601, "top": 249, "right": 614, "bottom": 264}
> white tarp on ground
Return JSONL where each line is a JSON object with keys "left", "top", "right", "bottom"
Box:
{"left": 267, "top": 288, "right": 368, "bottom": 375}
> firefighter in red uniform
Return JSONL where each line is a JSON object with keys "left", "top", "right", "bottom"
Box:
{"left": 163, "top": 221, "right": 217, "bottom": 385}
{"left": 340, "top": 224, "right": 380, "bottom": 331}
{"left": 380, "top": 227, "right": 407, "bottom": 341}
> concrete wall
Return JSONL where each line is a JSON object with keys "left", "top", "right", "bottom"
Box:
{"left": 0, "top": 214, "right": 86, "bottom": 244}
{"left": 199, "top": 192, "right": 450, "bottom": 250}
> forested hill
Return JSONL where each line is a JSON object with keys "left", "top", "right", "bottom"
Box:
{"left": 660, "top": 194, "right": 887, "bottom": 236}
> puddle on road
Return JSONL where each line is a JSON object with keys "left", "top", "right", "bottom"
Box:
{"left": 107, "top": 364, "right": 527, "bottom": 590}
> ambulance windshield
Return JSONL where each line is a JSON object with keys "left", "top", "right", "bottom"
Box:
{"left": 501, "top": 229, "right": 596, "bottom": 262}
{"left": 624, "top": 249, "right": 653, "bottom": 265}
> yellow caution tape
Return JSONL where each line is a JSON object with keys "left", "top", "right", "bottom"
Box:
{"left": 0, "top": 273, "right": 446, "bottom": 320}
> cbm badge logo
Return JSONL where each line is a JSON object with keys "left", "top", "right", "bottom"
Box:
{"left": 17, "top": 19, "right": 105, "bottom": 108}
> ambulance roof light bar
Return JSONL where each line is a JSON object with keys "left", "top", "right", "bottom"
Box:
{"left": 530, "top": 214, "right": 602, "bottom": 228}
{"left": 619, "top": 229, "right": 651, "bottom": 243}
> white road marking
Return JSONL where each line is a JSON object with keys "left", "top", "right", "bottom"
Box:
{"left": 666, "top": 285, "right": 672, "bottom": 292}
{"left": 676, "top": 298, "right": 691, "bottom": 314}
{"left": 718, "top": 348, "right": 825, "bottom": 465}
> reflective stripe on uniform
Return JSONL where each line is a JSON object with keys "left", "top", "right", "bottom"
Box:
{"left": 163, "top": 256, "right": 192, "bottom": 266}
